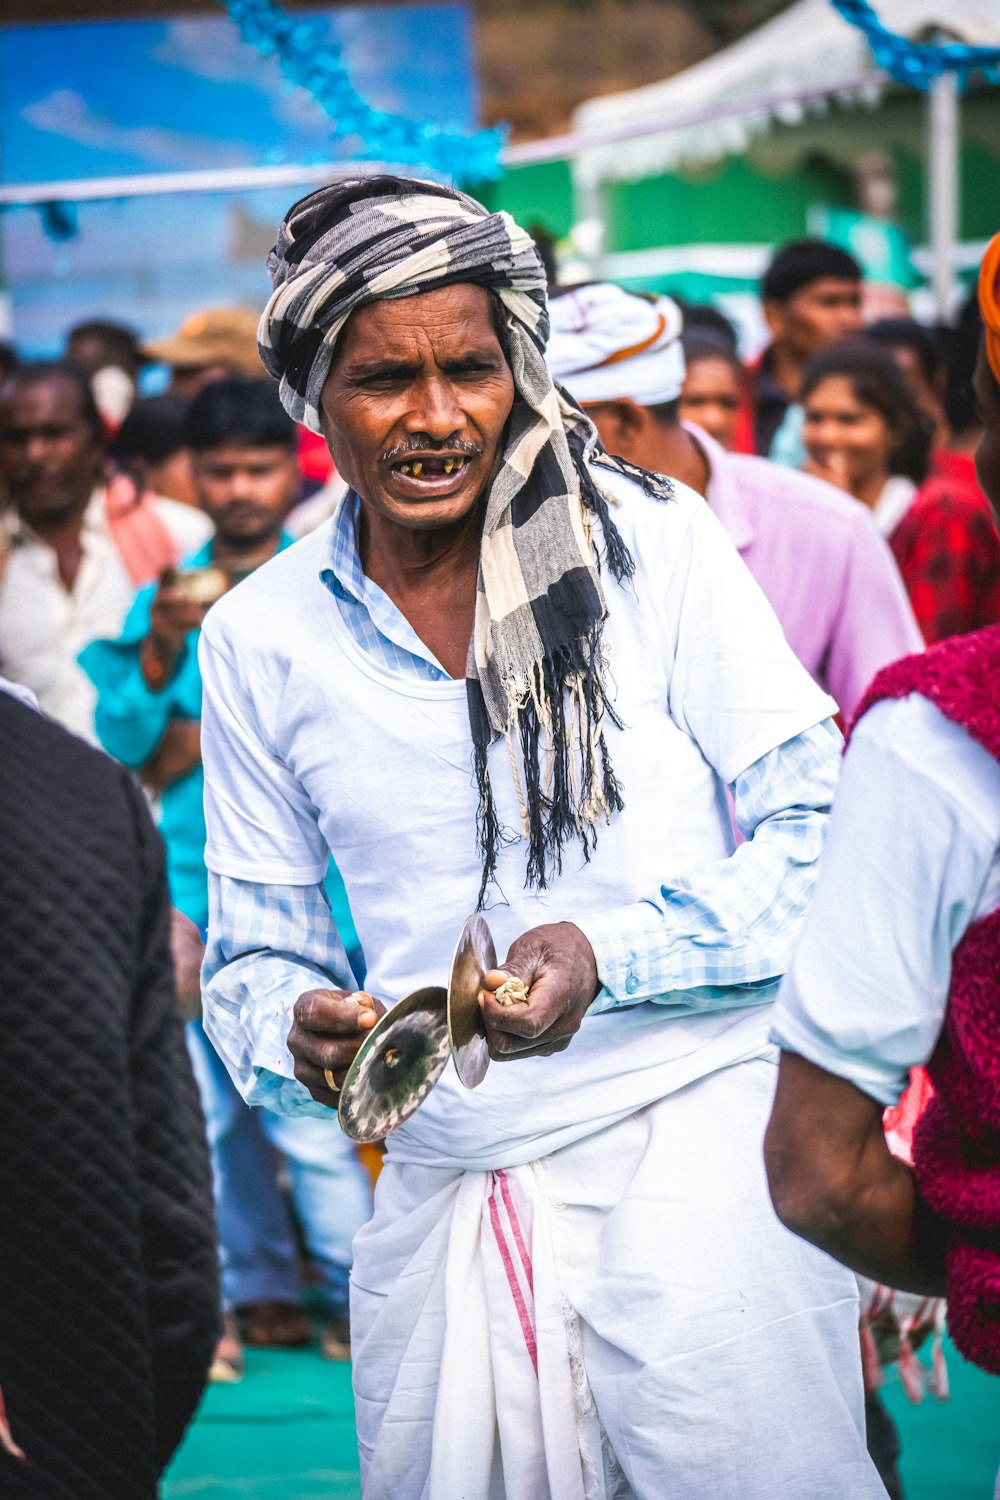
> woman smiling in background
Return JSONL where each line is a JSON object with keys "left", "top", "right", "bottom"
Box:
{"left": 801, "top": 339, "right": 1000, "bottom": 642}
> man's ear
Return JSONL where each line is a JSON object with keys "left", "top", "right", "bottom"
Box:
{"left": 585, "top": 399, "right": 644, "bottom": 455}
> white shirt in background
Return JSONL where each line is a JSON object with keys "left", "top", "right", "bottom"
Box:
{"left": 871, "top": 474, "right": 918, "bottom": 539}
{"left": 284, "top": 474, "right": 349, "bottom": 539}
{"left": 0, "top": 487, "right": 211, "bottom": 741}
{"left": 771, "top": 693, "right": 1000, "bottom": 1106}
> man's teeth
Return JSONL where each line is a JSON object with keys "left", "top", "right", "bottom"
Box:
{"left": 397, "top": 458, "right": 464, "bottom": 478}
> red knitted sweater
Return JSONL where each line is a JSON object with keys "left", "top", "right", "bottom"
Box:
{"left": 852, "top": 624, "right": 1000, "bottom": 1373}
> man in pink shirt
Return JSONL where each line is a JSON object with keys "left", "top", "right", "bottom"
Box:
{"left": 547, "top": 285, "right": 922, "bottom": 717}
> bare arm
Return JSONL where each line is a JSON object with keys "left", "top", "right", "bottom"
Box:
{"left": 141, "top": 718, "right": 202, "bottom": 796}
{"left": 764, "top": 1051, "right": 947, "bottom": 1295}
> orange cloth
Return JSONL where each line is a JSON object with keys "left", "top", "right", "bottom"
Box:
{"left": 105, "top": 472, "right": 181, "bottom": 585}
{"left": 979, "top": 232, "right": 1000, "bottom": 387}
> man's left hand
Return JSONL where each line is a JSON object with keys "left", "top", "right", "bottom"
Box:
{"left": 170, "top": 907, "right": 205, "bottom": 1023}
{"left": 142, "top": 718, "right": 202, "bottom": 796}
{"left": 477, "top": 922, "right": 600, "bottom": 1061}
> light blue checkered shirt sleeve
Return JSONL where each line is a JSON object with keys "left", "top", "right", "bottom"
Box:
{"left": 205, "top": 719, "right": 841, "bottom": 1112}
{"left": 204, "top": 494, "right": 841, "bottom": 1104}
{"left": 576, "top": 718, "right": 841, "bottom": 1014}
{"left": 202, "top": 874, "right": 357, "bottom": 1116}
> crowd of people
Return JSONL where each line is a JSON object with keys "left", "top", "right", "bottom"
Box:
{"left": 0, "top": 186, "right": 998, "bottom": 1500}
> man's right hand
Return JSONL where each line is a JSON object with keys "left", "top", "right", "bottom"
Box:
{"left": 142, "top": 570, "right": 212, "bottom": 688}
{"left": 288, "top": 989, "right": 385, "bottom": 1108}
{"left": 141, "top": 718, "right": 203, "bottom": 795}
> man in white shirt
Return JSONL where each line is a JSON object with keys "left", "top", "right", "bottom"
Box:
{"left": 765, "top": 242, "right": 1000, "bottom": 1494}
{"left": 200, "top": 177, "right": 884, "bottom": 1498}
{"left": 0, "top": 361, "right": 210, "bottom": 740}
{"left": 765, "top": 668, "right": 1000, "bottom": 1496}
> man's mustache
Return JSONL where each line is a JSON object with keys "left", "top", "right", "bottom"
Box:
{"left": 381, "top": 436, "right": 483, "bottom": 465}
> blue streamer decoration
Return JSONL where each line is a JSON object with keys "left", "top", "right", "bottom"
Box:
{"left": 222, "top": 0, "right": 506, "bottom": 181}
{"left": 39, "top": 201, "right": 77, "bottom": 241}
{"left": 831, "top": 0, "right": 1000, "bottom": 90}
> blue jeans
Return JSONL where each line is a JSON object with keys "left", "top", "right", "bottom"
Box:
{"left": 186, "top": 1020, "right": 372, "bottom": 1316}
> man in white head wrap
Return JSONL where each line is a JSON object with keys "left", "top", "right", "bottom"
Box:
{"left": 546, "top": 284, "right": 686, "bottom": 408}
{"left": 548, "top": 283, "right": 921, "bottom": 719}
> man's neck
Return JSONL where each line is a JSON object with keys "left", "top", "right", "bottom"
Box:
{"left": 358, "top": 502, "right": 483, "bottom": 680}
{"left": 24, "top": 490, "right": 94, "bottom": 592}
{"left": 765, "top": 342, "right": 805, "bottom": 402}
{"left": 635, "top": 424, "right": 712, "bottom": 499}
{"left": 358, "top": 503, "right": 483, "bottom": 595}
{"left": 211, "top": 529, "right": 284, "bottom": 577}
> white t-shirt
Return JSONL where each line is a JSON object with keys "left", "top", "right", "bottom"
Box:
{"left": 771, "top": 693, "right": 1000, "bottom": 1107}
{"left": 201, "top": 474, "right": 834, "bottom": 1168}
{"left": 0, "top": 488, "right": 211, "bottom": 740}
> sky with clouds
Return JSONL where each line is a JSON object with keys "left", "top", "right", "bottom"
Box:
{"left": 0, "top": 5, "right": 476, "bottom": 351}
{"left": 0, "top": 6, "right": 475, "bottom": 182}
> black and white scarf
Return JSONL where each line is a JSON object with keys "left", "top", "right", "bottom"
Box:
{"left": 259, "top": 175, "right": 672, "bottom": 900}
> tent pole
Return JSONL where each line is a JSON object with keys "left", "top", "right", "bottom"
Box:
{"left": 928, "top": 70, "right": 960, "bottom": 322}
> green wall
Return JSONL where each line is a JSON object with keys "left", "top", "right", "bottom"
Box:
{"left": 477, "top": 158, "right": 574, "bottom": 241}
{"left": 602, "top": 152, "right": 853, "bottom": 252}
{"left": 895, "top": 137, "right": 1000, "bottom": 244}
{"left": 477, "top": 86, "right": 1000, "bottom": 255}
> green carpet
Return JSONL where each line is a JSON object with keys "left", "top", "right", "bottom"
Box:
{"left": 164, "top": 1349, "right": 361, "bottom": 1500}
{"left": 884, "top": 1341, "right": 999, "bottom": 1500}
{"left": 165, "top": 1338, "right": 998, "bottom": 1499}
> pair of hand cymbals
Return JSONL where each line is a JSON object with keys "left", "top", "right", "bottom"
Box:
{"left": 337, "top": 915, "right": 502, "bottom": 1144}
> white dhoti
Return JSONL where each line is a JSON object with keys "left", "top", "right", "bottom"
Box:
{"left": 351, "top": 1057, "right": 885, "bottom": 1499}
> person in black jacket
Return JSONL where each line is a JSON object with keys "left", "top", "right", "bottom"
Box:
{"left": 0, "top": 684, "right": 219, "bottom": 1498}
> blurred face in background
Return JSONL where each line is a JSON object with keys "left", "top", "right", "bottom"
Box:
{"left": 765, "top": 278, "right": 864, "bottom": 363}
{"left": 0, "top": 375, "right": 105, "bottom": 527}
{"left": 191, "top": 442, "right": 298, "bottom": 548}
{"left": 802, "top": 373, "right": 895, "bottom": 501}
{"left": 169, "top": 365, "right": 232, "bottom": 400}
{"left": 680, "top": 354, "right": 742, "bottom": 449}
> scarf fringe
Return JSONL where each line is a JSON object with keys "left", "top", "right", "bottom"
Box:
{"left": 473, "top": 623, "right": 626, "bottom": 904}
{"left": 472, "top": 426, "right": 669, "bottom": 905}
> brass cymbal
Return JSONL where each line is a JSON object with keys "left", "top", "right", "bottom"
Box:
{"left": 337, "top": 986, "right": 449, "bottom": 1144}
{"left": 447, "top": 913, "right": 496, "bottom": 1090}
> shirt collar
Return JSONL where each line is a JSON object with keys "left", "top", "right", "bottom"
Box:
{"left": 6, "top": 486, "right": 106, "bottom": 549}
{"left": 682, "top": 420, "right": 755, "bottom": 554}
{"left": 318, "top": 488, "right": 449, "bottom": 676}
{"left": 321, "top": 487, "right": 367, "bottom": 605}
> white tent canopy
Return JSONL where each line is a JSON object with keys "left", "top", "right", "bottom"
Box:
{"left": 572, "top": 0, "right": 1000, "bottom": 189}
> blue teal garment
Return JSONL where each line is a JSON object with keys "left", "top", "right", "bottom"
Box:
{"left": 80, "top": 539, "right": 217, "bottom": 927}
{"left": 80, "top": 532, "right": 360, "bottom": 954}
{"left": 768, "top": 402, "right": 806, "bottom": 470}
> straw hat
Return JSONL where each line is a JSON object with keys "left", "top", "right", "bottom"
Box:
{"left": 143, "top": 307, "right": 263, "bottom": 376}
